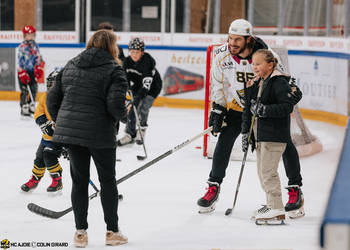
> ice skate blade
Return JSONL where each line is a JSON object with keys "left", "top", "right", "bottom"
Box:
{"left": 198, "top": 205, "right": 216, "bottom": 214}
{"left": 255, "top": 218, "right": 286, "bottom": 226}
{"left": 47, "top": 189, "right": 63, "bottom": 196}
{"left": 288, "top": 210, "right": 305, "bottom": 219}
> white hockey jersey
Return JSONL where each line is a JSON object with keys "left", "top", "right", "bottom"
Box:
{"left": 211, "top": 42, "right": 286, "bottom": 112}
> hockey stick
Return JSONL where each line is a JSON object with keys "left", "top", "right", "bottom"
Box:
{"left": 26, "top": 85, "right": 35, "bottom": 106}
{"left": 129, "top": 91, "right": 148, "bottom": 160}
{"left": 27, "top": 127, "right": 212, "bottom": 219}
{"left": 27, "top": 179, "right": 99, "bottom": 219}
{"left": 225, "top": 80, "right": 264, "bottom": 216}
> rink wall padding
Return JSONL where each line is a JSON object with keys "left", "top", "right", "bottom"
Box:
{"left": 320, "top": 117, "right": 350, "bottom": 249}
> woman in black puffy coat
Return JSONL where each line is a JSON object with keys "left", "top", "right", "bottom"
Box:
{"left": 47, "top": 30, "right": 128, "bottom": 247}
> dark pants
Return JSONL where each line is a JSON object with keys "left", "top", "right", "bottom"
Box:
{"left": 282, "top": 139, "right": 303, "bottom": 186}
{"left": 69, "top": 145, "right": 119, "bottom": 232}
{"left": 18, "top": 71, "right": 37, "bottom": 107}
{"left": 208, "top": 110, "right": 303, "bottom": 186}
{"left": 126, "top": 95, "right": 155, "bottom": 137}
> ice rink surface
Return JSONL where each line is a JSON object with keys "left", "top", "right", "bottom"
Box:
{"left": 0, "top": 101, "right": 345, "bottom": 250}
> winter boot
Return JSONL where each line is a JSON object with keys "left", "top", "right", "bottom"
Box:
{"left": 255, "top": 207, "right": 286, "bottom": 225}
{"left": 117, "top": 133, "right": 134, "bottom": 146}
{"left": 47, "top": 172, "right": 63, "bottom": 192}
{"left": 285, "top": 185, "right": 305, "bottom": 219}
{"left": 197, "top": 181, "right": 220, "bottom": 213}
{"left": 21, "top": 104, "right": 31, "bottom": 117}
{"left": 135, "top": 126, "right": 147, "bottom": 145}
{"left": 106, "top": 230, "right": 128, "bottom": 246}
{"left": 74, "top": 229, "right": 88, "bottom": 248}
{"left": 21, "top": 175, "right": 40, "bottom": 192}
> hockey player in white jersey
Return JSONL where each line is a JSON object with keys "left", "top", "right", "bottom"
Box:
{"left": 197, "top": 19, "right": 304, "bottom": 220}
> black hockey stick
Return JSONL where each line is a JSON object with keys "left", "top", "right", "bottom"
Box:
{"left": 27, "top": 127, "right": 212, "bottom": 219}
{"left": 129, "top": 91, "right": 147, "bottom": 160}
{"left": 225, "top": 80, "right": 264, "bottom": 216}
{"left": 27, "top": 179, "right": 99, "bottom": 219}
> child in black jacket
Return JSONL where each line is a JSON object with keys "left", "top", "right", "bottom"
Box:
{"left": 242, "top": 49, "right": 295, "bottom": 224}
{"left": 118, "top": 38, "right": 162, "bottom": 146}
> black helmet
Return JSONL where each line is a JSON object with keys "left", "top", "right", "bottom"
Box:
{"left": 128, "top": 38, "right": 145, "bottom": 51}
{"left": 46, "top": 68, "right": 61, "bottom": 90}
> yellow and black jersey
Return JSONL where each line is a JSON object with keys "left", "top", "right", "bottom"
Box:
{"left": 34, "top": 92, "right": 53, "bottom": 141}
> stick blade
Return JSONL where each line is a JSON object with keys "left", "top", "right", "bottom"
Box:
{"left": 137, "top": 155, "right": 147, "bottom": 160}
{"left": 225, "top": 208, "right": 233, "bottom": 216}
{"left": 27, "top": 203, "right": 71, "bottom": 219}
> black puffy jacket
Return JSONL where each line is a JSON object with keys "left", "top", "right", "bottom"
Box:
{"left": 242, "top": 71, "right": 294, "bottom": 143}
{"left": 47, "top": 47, "right": 128, "bottom": 148}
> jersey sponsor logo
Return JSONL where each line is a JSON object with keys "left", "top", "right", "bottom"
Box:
{"left": 221, "top": 61, "right": 234, "bottom": 68}
{"left": 215, "top": 44, "right": 228, "bottom": 55}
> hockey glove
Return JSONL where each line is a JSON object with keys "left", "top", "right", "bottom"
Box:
{"left": 242, "top": 133, "right": 249, "bottom": 152}
{"left": 34, "top": 65, "right": 44, "bottom": 80}
{"left": 208, "top": 103, "right": 227, "bottom": 136}
{"left": 18, "top": 69, "right": 30, "bottom": 85}
{"left": 289, "top": 78, "right": 302, "bottom": 105}
{"left": 250, "top": 99, "right": 266, "bottom": 117}
{"left": 39, "top": 120, "right": 55, "bottom": 136}
{"left": 61, "top": 147, "right": 69, "bottom": 160}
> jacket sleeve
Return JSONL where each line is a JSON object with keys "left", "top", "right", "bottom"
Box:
{"left": 210, "top": 54, "right": 227, "bottom": 107}
{"left": 264, "top": 78, "right": 294, "bottom": 118}
{"left": 46, "top": 71, "right": 63, "bottom": 122}
{"left": 107, "top": 65, "right": 128, "bottom": 122}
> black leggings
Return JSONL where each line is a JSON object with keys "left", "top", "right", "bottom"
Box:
{"left": 69, "top": 145, "right": 119, "bottom": 232}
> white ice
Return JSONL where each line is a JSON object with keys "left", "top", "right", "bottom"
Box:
{"left": 0, "top": 100, "right": 345, "bottom": 250}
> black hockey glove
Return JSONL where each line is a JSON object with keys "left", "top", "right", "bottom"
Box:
{"left": 39, "top": 120, "right": 55, "bottom": 136}
{"left": 61, "top": 147, "right": 69, "bottom": 160}
{"left": 242, "top": 133, "right": 249, "bottom": 152}
{"left": 208, "top": 103, "right": 227, "bottom": 136}
{"left": 250, "top": 99, "right": 266, "bottom": 118}
{"left": 289, "top": 78, "right": 302, "bottom": 105}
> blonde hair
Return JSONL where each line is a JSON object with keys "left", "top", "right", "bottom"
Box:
{"left": 253, "top": 49, "right": 278, "bottom": 69}
{"left": 87, "top": 30, "right": 121, "bottom": 65}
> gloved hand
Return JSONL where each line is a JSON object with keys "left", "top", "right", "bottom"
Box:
{"left": 250, "top": 99, "right": 266, "bottom": 117}
{"left": 18, "top": 69, "right": 30, "bottom": 84}
{"left": 61, "top": 147, "right": 69, "bottom": 160}
{"left": 208, "top": 103, "right": 227, "bottom": 136}
{"left": 34, "top": 65, "right": 44, "bottom": 80}
{"left": 39, "top": 120, "right": 55, "bottom": 136}
{"left": 242, "top": 133, "right": 249, "bottom": 152}
{"left": 289, "top": 78, "right": 302, "bottom": 105}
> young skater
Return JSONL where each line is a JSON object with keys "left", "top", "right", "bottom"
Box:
{"left": 117, "top": 38, "right": 162, "bottom": 146}
{"left": 242, "top": 49, "right": 295, "bottom": 224}
{"left": 20, "top": 70, "right": 63, "bottom": 193}
{"left": 17, "top": 25, "right": 44, "bottom": 117}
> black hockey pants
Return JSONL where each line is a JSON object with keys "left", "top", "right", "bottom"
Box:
{"left": 68, "top": 145, "right": 119, "bottom": 232}
{"left": 126, "top": 95, "right": 155, "bottom": 137}
{"left": 208, "top": 110, "right": 303, "bottom": 186}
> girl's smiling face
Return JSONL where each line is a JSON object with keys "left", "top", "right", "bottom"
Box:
{"left": 252, "top": 53, "right": 274, "bottom": 80}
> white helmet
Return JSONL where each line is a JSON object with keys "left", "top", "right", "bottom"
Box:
{"left": 228, "top": 19, "right": 253, "bottom": 36}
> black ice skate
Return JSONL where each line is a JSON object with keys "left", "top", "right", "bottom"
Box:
{"left": 285, "top": 185, "right": 305, "bottom": 219}
{"left": 47, "top": 173, "right": 63, "bottom": 192}
{"left": 197, "top": 181, "right": 220, "bottom": 213}
{"left": 21, "top": 175, "right": 40, "bottom": 192}
{"left": 20, "top": 104, "right": 32, "bottom": 118}
{"left": 255, "top": 207, "right": 286, "bottom": 225}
